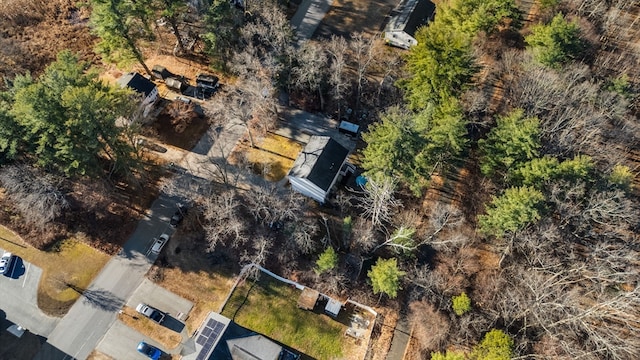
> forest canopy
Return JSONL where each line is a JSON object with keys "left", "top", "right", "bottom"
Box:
{"left": 0, "top": 51, "right": 138, "bottom": 177}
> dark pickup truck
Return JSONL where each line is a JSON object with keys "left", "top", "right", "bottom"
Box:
{"left": 196, "top": 73, "right": 220, "bottom": 91}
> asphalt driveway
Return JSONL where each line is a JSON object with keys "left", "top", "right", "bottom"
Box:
{"left": 41, "top": 193, "right": 180, "bottom": 360}
{"left": 291, "top": 0, "right": 334, "bottom": 44}
{"left": 0, "top": 249, "right": 60, "bottom": 337}
{"left": 95, "top": 320, "right": 166, "bottom": 360}
{"left": 275, "top": 106, "right": 356, "bottom": 151}
{"left": 127, "top": 279, "right": 193, "bottom": 325}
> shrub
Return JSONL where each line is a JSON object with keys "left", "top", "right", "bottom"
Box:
{"left": 452, "top": 292, "right": 472, "bottom": 316}
{"left": 315, "top": 247, "right": 338, "bottom": 274}
{"left": 342, "top": 216, "right": 352, "bottom": 241}
{"left": 432, "top": 350, "right": 465, "bottom": 360}
{"left": 471, "top": 329, "right": 514, "bottom": 360}
{"left": 368, "top": 257, "right": 405, "bottom": 298}
{"left": 609, "top": 164, "right": 633, "bottom": 190}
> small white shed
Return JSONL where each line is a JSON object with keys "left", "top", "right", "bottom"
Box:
{"left": 288, "top": 136, "right": 350, "bottom": 203}
{"left": 325, "top": 297, "right": 343, "bottom": 317}
{"left": 384, "top": 0, "right": 436, "bottom": 49}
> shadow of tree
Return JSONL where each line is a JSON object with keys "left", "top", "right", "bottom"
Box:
{"left": 68, "top": 285, "right": 124, "bottom": 312}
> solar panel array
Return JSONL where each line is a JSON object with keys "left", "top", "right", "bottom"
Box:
{"left": 195, "top": 318, "right": 226, "bottom": 360}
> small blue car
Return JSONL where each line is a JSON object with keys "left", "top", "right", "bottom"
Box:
{"left": 137, "top": 341, "right": 161, "bottom": 360}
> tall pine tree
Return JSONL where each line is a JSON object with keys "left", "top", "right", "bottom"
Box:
{"left": 90, "top": 0, "right": 154, "bottom": 74}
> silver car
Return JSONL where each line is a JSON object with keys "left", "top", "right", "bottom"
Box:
{"left": 135, "top": 303, "right": 165, "bottom": 323}
{"left": 151, "top": 234, "right": 170, "bottom": 254}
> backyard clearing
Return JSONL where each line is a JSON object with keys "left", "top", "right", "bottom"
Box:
{"left": 148, "top": 234, "right": 238, "bottom": 335}
{"left": 0, "top": 225, "right": 110, "bottom": 316}
{"left": 234, "top": 133, "right": 303, "bottom": 182}
{"left": 221, "top": 275, "right": 369, "bottom": 360}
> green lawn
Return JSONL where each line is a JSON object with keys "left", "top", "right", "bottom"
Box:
{"left": 221, "top": 276, "right": 346, "bottom": 360}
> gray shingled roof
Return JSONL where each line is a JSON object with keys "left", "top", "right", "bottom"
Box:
{"left": 288, "top": 136, "right": 349, "bottom": 191}
{"left": 116, "top": 72, "right": 156, "bottom": 98}
{"left": 227, "top": 335, "right": 282, "bottom": 360}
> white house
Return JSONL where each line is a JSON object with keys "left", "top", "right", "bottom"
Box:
{"left": 384, "top": 0, "right": 436, "bottom": 49}
{"left": 288, "top": 135, "right": 350, "bottom": 203}
{"left": 116, "top": 72, "right": 159, "bottom": 117}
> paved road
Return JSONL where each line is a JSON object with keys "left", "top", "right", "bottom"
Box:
{"left": 291, "top": 0, "right": 334, "bottom": 44}
{"left": 38, "top": 194, "right": 179, "bottom": 360}
{"left": 385, "top": 312, "right": 411, "bottom": 360}
{"left": 0, "top": 251, "right": 60, "bottom": 336}
{"left": 95, "top": 320, "right": 159, "bottom": 360}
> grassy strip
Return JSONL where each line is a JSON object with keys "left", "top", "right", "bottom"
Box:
{"left": 152, "top": 266, "right": 235, "bottom": 334}
{"left": 118, "top": 307, "right": 182, "bottom": 350}
{"left": 0, "top": 225, "right": 110, "bottom": 316}
{"left": 221, "top": 276, "right": 346, "bottom": 360}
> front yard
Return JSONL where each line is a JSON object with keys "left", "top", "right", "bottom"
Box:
{"left": 234, "top": 132, "right": 303, "bottom": 182}
{"left": 221, "top": 274, "right": 362, "bottom": 360}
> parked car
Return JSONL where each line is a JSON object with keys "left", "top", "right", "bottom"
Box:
{"left": 151, "top": 65, "right": 171, "bottom": 80}
{"left": 0, "top": 252, "right": 13, "bottom": 275}
{"left": 165, "top": 77, "right": 187, "bottom": 92}
{"left": 195, "top": 73, "right": 219, "bottom": 91}
{"left": 175, "top": 96, "right": 191, "bottom": 104}
{"left": 137, "top": 341, "right": 161, "bottom": 360}
{"left": 135, "top": 303, "right": 166, "bottom": 323}
{"left": 151, "top": 234, "right": 170, "bottom": 254}
{"left": 169, "top": 204, "right": 188, "bottom": 228}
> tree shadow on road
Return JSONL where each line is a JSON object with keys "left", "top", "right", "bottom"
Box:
{"left": 68, "top": 285, "right": 124, "bottom": 312}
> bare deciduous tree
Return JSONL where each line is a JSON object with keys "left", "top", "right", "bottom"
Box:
{"left": 372, "top": 225, "right": 416, "bottom": 253}
{"left": 166, "top": 100, "right": 197, "bottom": 133}
{"left": 286, "top": 218, "right": 320, "bottom": 255}
{"left": 350, "top": 32, "right": 379, "bottom": 115}
{"left": 196, "top": 98, "right": 253, "bottom": 187}
{"left": 202, "top": 190, "right": 248, "bottom": 251}
{"left": 244, "top": 183, "right": 305, "bottom": 225}
{"left": 349, "top": 217, "right": 378, "bottom": 253}
{"left": 496, "top": 263, "right": 640, "bottom": 360}
{"left": 358, "top": 175, "right": 401, "bottom": 228}
{"left": 375, "top": 48, "right": 402, "bottom": 105}
{"left": 409, "top": 301, "right": 451, "bottom": 353}
{"left": 506, "top": 60, "right": 638, "bottom": 167}
{"left": 325, "top": 35, "right": 351, "bottom": 114}
{"left": 240, "top": 235, "right": 273, "bottom": 279}
{"left": 0, "top": 165, "right": 69, "bottom": 229}
{"left": 315, "top": 272, "right": 348, "bottom": 296}
{"left": 292, "top": 41, "right": 328, "bottom": 109}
